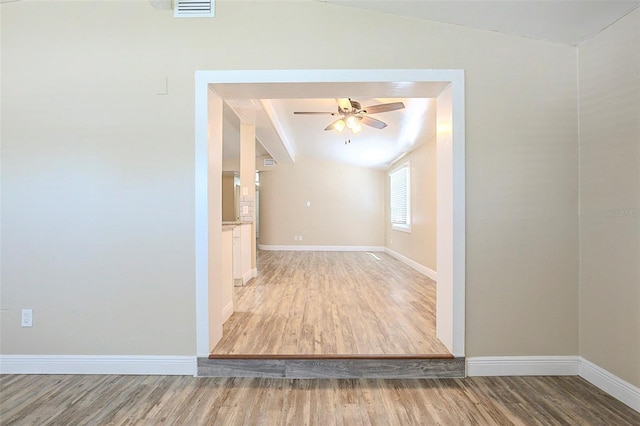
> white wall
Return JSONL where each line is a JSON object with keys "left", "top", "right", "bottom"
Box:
{"left": 578, "top": 8, "right": 640, "bottom": 387}
{"left": 206, "top": 95, "right": 224, "bottom": 351}
{"left": 436, "top": 84, "right": 455, "bottom": 352}
{"left": 1, "top": 1, "right": 578, "bottom": 358}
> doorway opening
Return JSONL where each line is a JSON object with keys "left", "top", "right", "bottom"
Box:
{"left": 195, "top": 69, "right": 465, "bottom": 360}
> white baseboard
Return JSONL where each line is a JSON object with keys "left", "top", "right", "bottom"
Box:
{"left": 467, "top": 356, "right": 579, "bottom": 376}
{"left": 579, "top": 357, "right": 640, "bottom": 412}
{"left": 466, "top": 356, "right": 639, "bottom": 413}
{"left": 1, "top": 354, "right": 636, "bottom": 411}
{"left": 242, "top": 269, "right": 255, "bottom": 285}
{"left": 258, "top": 244, "right": 385, "bottom": 252}
{"left": 222, "top": 301, "right": 234, "bottom": 323}
{"left": 0, "top": 355, "right": 197, "bottom": 376}
{"left": 384, "top": 248, "right": 437, "bottom": 281}
{"left": 252, "top": 268, "right": 257, "bottom": 278}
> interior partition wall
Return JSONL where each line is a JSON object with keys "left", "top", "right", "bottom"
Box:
{"left": 194, "top": 69, "right": 466, "bottom": 359}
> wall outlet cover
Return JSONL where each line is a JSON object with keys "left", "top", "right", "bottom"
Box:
{"left": 21, "top": 309, "right": 33, "bottom": 327}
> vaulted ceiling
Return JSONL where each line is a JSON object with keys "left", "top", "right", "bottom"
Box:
{"left": 318, "top": 0, "right": 640, "bottom": 46}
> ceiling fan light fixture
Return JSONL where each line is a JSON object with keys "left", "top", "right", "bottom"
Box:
{"left": 294, "top": 98, "right": 404, "bottom": 134}
{"left": 345, "top": 115, "right": 358, "bottom": 129}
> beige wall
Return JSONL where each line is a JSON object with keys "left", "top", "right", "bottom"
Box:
{"left": 221, "top": 174, "right": 236, "bottom": 222}
{"left": 259, "top": 157, "right": 384, "bottom": 247}
{"left": 578, "top": 9, "right": 640, "bottom": 387}
{"left": 1, "top": 1, "right": 579, "bottom": 357}
{"left": 385, "top": 138, "right": 437, "bottom": 271}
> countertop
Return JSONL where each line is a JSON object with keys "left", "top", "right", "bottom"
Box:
{"left": 222, "top": 221, "right": 252, "bottom": 231}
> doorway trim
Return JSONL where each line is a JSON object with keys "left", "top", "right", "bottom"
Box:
{"left": 195, "top": 69, "right": 465, "bottom": 358}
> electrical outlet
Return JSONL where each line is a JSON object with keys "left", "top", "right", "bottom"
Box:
{"left": 21, "top": 309, "right": 33, "bottom": 327}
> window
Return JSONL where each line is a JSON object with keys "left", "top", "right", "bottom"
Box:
{"left": 389, "top": 163, "right": 411, "bottom": 232}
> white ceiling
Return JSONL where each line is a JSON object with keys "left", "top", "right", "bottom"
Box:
{"left": 270, "top": 97, "right": 437, "bottom": 169}
{"left": 218, "top": 0, "right": 639, "bottom": 170}
{"left": 214, "top": 81, "right": 448, "bottom": 170}
{"left": 320, "top": 0, "right": 640, "bottom": 46}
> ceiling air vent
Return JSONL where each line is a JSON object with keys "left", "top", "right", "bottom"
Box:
{"left": 264, "top": 158, "right": 276, "bottom": 167}
{"left": 174, "top": 0, "right": 215, "bottom": 18}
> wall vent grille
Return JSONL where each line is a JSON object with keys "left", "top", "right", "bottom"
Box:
{"left": 174, "top": 0, "right": 215, "bottom": 18}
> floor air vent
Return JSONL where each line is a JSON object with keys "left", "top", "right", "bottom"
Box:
{"left": 174, "top": 0, "right": 215, "bottom": 18}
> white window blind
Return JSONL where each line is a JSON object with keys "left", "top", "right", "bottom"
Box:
{"left": 390, "top": 164, "right": 410, "bottom": 230}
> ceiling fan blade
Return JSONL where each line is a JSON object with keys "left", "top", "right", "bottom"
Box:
{"left": 360, "top": 116, "right": 387, "bottom": 129}
{"left": 363, "top": 102, "right": 405, "bottom": 114}
{"left": 336, "top": 98, "right": 352, "bottom": 111}
{"left": 293, "top": 111, "right": 336, "bottom": 115}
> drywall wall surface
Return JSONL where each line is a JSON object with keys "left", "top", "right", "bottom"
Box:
{"left": 385, "top": 138, "right": 437, "bottom": 271}
{"left": 578, "top": 8, "right": 640, "bottom": 387}
{"left": 222, "top": 174, "right": 236, "bottom": 222}
{"left": 259, "top": 157, "right": 385, "bottom": 247}
{"left": 1, "top": 2, "right": 198, "bottom": 355}
{"left": 2, "top": 0, "right": 578, "bottom": 356}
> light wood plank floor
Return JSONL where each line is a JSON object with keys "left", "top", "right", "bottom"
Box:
{"left": 2, "top": 374, "right": 638, "bottom": 425}
{"left": 212, "top": 250, "right": 449, "bottom": 355}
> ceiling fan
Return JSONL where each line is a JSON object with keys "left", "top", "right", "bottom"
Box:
{"left": 293, "top": 98, "right": 405, "bottom": 134}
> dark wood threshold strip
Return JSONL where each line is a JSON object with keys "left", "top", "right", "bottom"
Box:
{"left": 199, "top": 355, "right": 464, "bottom": 378}
{"left": 208, "top": 353, "right": 454, "bottom": 360}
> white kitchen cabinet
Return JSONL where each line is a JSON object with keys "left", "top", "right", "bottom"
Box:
{"left": 231, "top": 222, "right": 253, "bottom": 286}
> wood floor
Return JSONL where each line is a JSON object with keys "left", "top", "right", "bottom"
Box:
{"left": 212, "top": 250, "right": 449, "bottom": 355}
{"left": 2, "top": 374, "right": 638, "bottom": 425}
